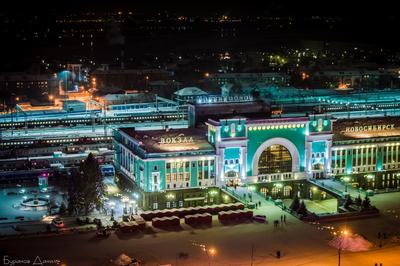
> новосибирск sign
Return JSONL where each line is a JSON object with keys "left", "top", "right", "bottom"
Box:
{"left": 344, "top": 124, "right": 395, "bottom": 133}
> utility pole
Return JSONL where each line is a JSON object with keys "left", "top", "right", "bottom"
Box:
{"left": 251, "top": 244, "right": 254, "bottom": 266}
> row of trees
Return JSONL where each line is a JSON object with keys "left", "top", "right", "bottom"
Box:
{"left": 344, "top": 194, "right": 372, "bottom": 210}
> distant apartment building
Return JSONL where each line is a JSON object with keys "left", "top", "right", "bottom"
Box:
{"left": 0, "top": 72, "right": 58, "bottom": 98}
{"left": 91, "top": 66, "right": 173, "bottom": 92}
{"left": 312, "top": 69, "right": 394, "bottom": 89}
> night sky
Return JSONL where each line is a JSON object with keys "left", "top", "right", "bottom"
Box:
{"left": 1, "top": 0, "right": 399, "bottom": 71}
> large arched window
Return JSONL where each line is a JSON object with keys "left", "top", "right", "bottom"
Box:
{"left": 258, "top": 145, "right": 292, "bottom": 174}
{"left": 225, "top": 170, "right": 239, "bottom": 178}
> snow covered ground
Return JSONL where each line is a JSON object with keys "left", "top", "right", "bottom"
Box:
{"left": 1, "top": 192, "right": 400, "bottom": 266}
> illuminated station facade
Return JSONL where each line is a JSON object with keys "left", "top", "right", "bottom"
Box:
{"left": 114, "top": 112, "right": 400, "bottom": 209}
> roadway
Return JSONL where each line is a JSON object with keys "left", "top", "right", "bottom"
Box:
{"left": 2, "top": 192, "right": 400, "bottom": 266}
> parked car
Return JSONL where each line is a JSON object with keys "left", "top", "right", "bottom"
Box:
{"left": 96, "top": 229, "right": 110, "bottom": 237}
{"left": 253, "top": 215, "right": 267, "bottom": 223}
{"left": 12, "top": 225, "right": 24, "bottom": 231}
{"left": 52, "top": 218, "right": 65, "bottom": 228}
{"left": 247, "top": 202, "right": 257, "bottom": 209}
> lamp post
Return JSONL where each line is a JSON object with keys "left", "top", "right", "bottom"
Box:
{"left": 129, "top": 200, "right": 136, "bottom": 215}
{"left": 121, "top": 197, "right": 129, "bottom": 215}
{"left": 201, "top": 245, "right": 216, "bottom": 266}
{"left": 343, "top": 177, "right": 351, "bottom": 193}
{"left": 338, "top": 230, "right": 349, "bottom": 266}
{"left": 108, "top": 201, "right": 116, "bottom": 221}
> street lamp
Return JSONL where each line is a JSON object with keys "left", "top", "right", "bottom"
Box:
{"left": 121, "top": 196, "right": 129, "bottom": 215}
{"left": 201, "top": 245, "right": 216, "bottom": 266}
{"left": 338, "top": 230, "right": 349, "bottom": 266}
{"left": 129, "top": 200, "right": 136, "bottom": 215}
{"left": 342, "top": 176, "right": 351, "bottom": 193}
{"left": 108, "top": 201, "right": 116, "bottom": 221}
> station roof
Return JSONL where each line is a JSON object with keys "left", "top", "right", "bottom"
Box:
{"left": 174, "top": 87, "right": 208, "bottom": 97}
{"left": 120, "top": 128, "right": 214, "bottom": 154}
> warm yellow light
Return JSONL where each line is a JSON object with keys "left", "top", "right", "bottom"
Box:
{"left": 205, "top": 72, "right": 210, "bottom": 78}
{"left": 48, "top": 95, "right": 54, "bottom": 100}
{"left": 208, "top": 248, "right": 216, "bottom": 255}
{"left": 343, "top": 176, "right": 351, "bottom": 182}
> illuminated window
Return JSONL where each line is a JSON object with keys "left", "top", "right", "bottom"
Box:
{"left": 231, "top": 123, "right": 236, "bottom": 134}
{"left": 258, "top": 145, "right": 292, "bottom": 174}
{"left": 283, "top": 186, "right": 292, "bottom": 197}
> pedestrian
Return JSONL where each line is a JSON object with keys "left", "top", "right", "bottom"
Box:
{"left": 284, "top": 214, "right": 286, "bottom": 223}
{"left": 374, "top": 263, "right": 378, "bottom": 266}
{"left": 280, "top": 215, "right": 283, "bottom": 223}
{"left": 259, "top": 201, "right": 261, "bottom": 207}
{"left": 276, "top": 250, "right": 281, "bottom": 259}
{"left": 378, "top": 232, "right": 381, "bottom": 239}
{"left": 383, "top": 232, "right": 387, "bottom": 239}
{"left": 380, "top": 263, "right": 382, "bottom": 266}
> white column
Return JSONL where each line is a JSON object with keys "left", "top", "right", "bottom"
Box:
{"left": 189, "top": 160, "right": 192, "bottom": 187}
{"left": 360, "top": 147, "right": 364, "bottom": 167}
{"left": 333, "top": 149, "right": 338, "bottom": 173}
{"left": 339, "top": 149, "right": 343, "bottom": 169}
{"left": 207, "top": 159, "right": 211, "bottom": 186}
{"left": 386, "top": 146, "right": 389, "bottom": 166}
{"left": 306, "top": 141, "right": 312, "bottom": 176}
{"left": 170, "top": 161, "right": 173, "bottom": 187}
{"left": 325, "top": 139, "right": 332, "bottom": 176}
{"left": 202, "top": 159, "right": 205, "bottom": 186}
{"left": 241, "top": 146, "right": 247, "bottom": 181}
{"left": 217, "top": 148, "right": 225, "bottom": 186}
{"left": 371, "top": 148, "right": 374, "bottom": 168}
{"left": 391, "top": 145, "right": 394, "bottom": 165}
{"left": 183, "top": 161, "right": 186, "bottom": 187}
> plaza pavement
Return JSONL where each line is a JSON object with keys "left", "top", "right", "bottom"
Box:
{"left": 2, "top": 190, "right": 400, "bottom": 266}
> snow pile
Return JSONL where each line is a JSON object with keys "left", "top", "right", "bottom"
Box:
{"left": 329, "top": 234, "right": 373, "bottom": 251}
{"left": 112, "top": 253, "right": 133, "bottom": 266}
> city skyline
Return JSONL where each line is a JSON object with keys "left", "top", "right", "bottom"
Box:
{"left": 1, "top": 2, "right": 400, "bottom": 266}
